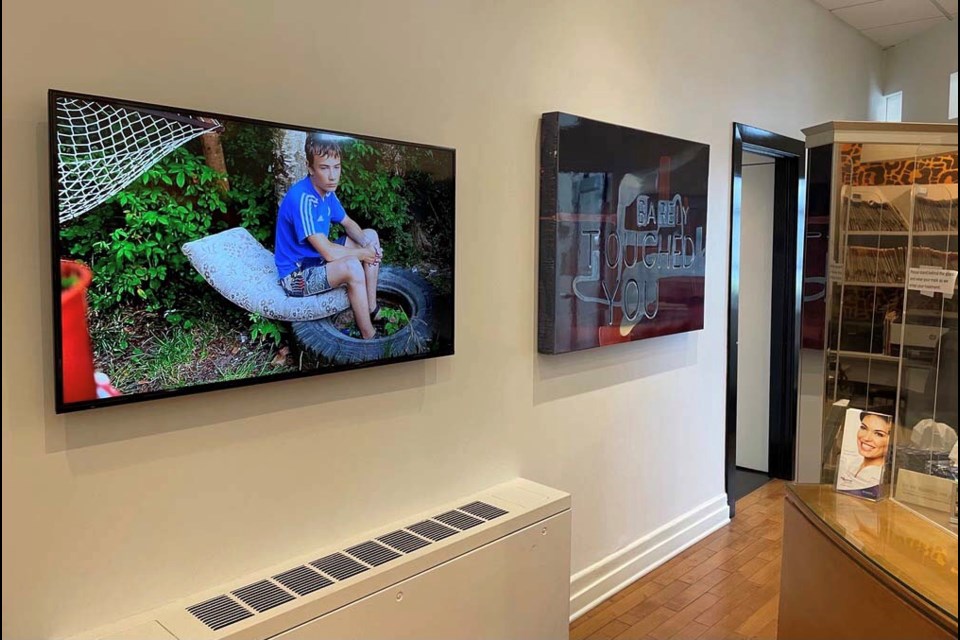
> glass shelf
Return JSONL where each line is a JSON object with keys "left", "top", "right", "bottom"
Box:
{"left": 840, "top": 281, "right": 905, "bottom": 287}
{"left": 846, "top": 231, "right": 954, "bottom": 237}
{"left": 830, "top": 349, "right": 901, "bottom": 363}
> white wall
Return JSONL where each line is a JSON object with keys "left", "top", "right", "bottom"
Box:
{"left": 883, "top": 18, "right": 959, "bottom": 123}
{"left": 1, "top": 1, "right": 881, "bottom": 637}
{"left": 736, "top": 153, "right": 776, "bottom": 472}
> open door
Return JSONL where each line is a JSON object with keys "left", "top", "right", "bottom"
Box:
{"left": 726, "top": 123, "right": 805, "bottom": 516}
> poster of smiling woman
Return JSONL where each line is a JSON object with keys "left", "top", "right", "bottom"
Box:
{"left": 836, "top": 408, "right": 893, "bottom": 500}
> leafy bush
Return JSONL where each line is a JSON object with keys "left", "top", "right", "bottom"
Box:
{"left": 249, "top": 312, "right": 284, "bottom": 345}
{"left": 60, "top": 147, "right": 228, "bottom": 316}
{"left": 338, "top": 141, "right": 415, "bottom": 264}
{"left": 338, "top": 142, "right": 453, "bottom": 270}
{"left": 379, "top": 306, "right": 409, "bottom": 336}
{"left": 60, "top": 136, "right": 279, "bottom": 349}
{"left": 230, "top": 173, "right": 275, "bottom": 245}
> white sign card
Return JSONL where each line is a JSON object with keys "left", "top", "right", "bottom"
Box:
{"left": 907, "top": 267, "right": 958, "bottom": 299}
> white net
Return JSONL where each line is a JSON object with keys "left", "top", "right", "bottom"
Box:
{"left": 55, "top": 97, "right": 220, "bottom": 222}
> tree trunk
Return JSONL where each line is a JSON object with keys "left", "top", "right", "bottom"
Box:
{"left": 273, "top": 129, "right": 307, "bottom": 202}
{"left": 199, "top": 118, "right": 229, "bottom": 192}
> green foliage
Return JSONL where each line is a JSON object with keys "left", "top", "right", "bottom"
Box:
{"left": 89, "top": 308, "right": 285, "bottom": 393}
{"left": 338, "top": 141, "right": 415, "bottom": 264}
{"left": 105, "top": 327, "right": 197, "bottom": 391}
{"left": 221, "top": 122, "right": 277, "bottom": 245}
{"left": 336, "top": 142, "right": 454, "bottom": 269}
{"left": 148, "top": 330, "right": 197, "bottom": 385}
{"left": 222, "top": 123, "right": 276, "bottom": 172}
{"left": 60, "top": 129, "right": 278, "bottom": 342}
{"left": 90, "top": 310, "right": 136, "bottom": 356}
{"left": 249, "top": 312, "right": 285, "bottom": 345}
{"left": 164, "top": 310, "right": 195, "bottom": 331}
{"left": 230, "top": 173, "right": 275, "bottom": 244}
{"left": 60, "top": 147, "right": 228, "bottom": 317}
{"left": 379, "top": 306, "right": 409, "bottom": 336}
{"left": 217, "top": 353, "right": 272, "bottom": 381}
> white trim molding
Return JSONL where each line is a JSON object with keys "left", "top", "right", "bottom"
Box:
{"left": 569, "top": 494, "right": 730, "bottom": 622}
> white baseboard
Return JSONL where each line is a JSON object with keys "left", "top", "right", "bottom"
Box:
{"left": 569, "top": 494, "right": 730, "bottom": 622}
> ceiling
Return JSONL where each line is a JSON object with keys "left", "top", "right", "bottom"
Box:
{"left": 814, "top": 0, "right": 958, "bottom": 48}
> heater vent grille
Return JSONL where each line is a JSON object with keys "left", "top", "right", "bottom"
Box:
{"left": 311, "top": 552, "right": 369, "bottom": 581}
{"left": 459, "top": 501, "right": 509, "bottom": 520}
{"left": 434, "top": 510, "right": 485, "bottom": 530}
{"left": 406, "top": 519, "right": 459, "bottom": 541}
{"left": 378, "top": 529, "right": 432, "bottom": 553}
{"left": 232, "top": 579, "right": 295, "bottom": 613}
{"left": 344, "top": 540, "right": 402, "bottom": 567}
{"left": 273, "top": 566, "right": 334, "bottom": 596}
{"left": 185, "top": 501, "right": 512, "bottom": 631}
{"left": 186, "top": 595, "right": 253, "bottom": 631}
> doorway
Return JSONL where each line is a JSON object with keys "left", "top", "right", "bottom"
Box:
{"left": 735, "top": 150, "right": 776, "bottom": 498}
{"left": 725, "top": 124, "right": 805, "bottom": 516}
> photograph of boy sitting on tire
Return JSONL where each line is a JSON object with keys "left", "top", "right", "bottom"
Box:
{"left": 275, "top": 136, "right": 384, "bottom": 340}
{"left": 52, "top": 92, "right": 454, "bottom": 409}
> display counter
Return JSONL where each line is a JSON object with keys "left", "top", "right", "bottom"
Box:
{"left": 778, "top": 483, "right": 957, "bottom": 640}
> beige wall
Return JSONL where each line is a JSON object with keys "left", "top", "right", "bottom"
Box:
{"left": 2, "top": 1, "right": 881, "bottom": 637}
{"left": 884, "top": 18, "right": 959, "bottom": 123}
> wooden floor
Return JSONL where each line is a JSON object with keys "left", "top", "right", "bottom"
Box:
{"left": 570, "top": 480, "right": 785, "bottom": 640}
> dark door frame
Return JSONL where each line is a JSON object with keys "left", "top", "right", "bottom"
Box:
{"left": 726, "top": 123, "right": 806, "bottom": 517}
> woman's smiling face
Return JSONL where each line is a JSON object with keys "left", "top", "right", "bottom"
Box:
{"left": 857, "top": 414, "right": 890, "bottom": 461}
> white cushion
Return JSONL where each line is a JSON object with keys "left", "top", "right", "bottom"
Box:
{"left": 182, "top": 227, "right": 349, "bottom": 322}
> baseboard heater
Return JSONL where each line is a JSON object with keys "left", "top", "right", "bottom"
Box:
{"left": 70, "top": 478, "right": 571, "bottom": 640}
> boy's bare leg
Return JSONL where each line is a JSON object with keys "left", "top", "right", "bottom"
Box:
{"left": 364, "top": 261, "right": 380, "bottom": 311}
{"left": 344, "top": 230, "right": 381, "bottom": 311}
{"left": 325, "top": 257, "right": 375, "bottom": 339}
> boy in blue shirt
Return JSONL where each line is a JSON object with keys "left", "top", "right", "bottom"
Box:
{"left": 274, "top": 134, "right": 383, "bottom": 339}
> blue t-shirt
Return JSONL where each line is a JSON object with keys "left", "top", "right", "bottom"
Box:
{"left": 274, "top": 176, "right": 347, "bottom": 279}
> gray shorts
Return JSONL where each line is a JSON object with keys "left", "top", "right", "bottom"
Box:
{"left": 280, "top": 265, "right": 333, "bottom": 297}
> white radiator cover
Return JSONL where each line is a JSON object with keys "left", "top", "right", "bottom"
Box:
{"left": 70, "top": 479, "right": 571, "bottom": 640}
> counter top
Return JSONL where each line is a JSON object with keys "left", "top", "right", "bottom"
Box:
{"left": 786, "top": 483, "right": 957, "bottom": 625}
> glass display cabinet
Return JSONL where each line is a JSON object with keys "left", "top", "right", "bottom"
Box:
{"left": 801, "top": 122, "right": 958, "bottom": 534}
{"left": 779, "top": 483, "right": 957, "bottom": 640}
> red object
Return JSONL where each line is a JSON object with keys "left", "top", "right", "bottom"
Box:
{"left": 60, "top": 260, "right": 96, "bottom": 404}
{"left": 658, "top": 156, "right": 671, "bottom": 201}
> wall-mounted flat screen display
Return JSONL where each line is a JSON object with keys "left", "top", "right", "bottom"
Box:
{"left": 51, "top": 90, "right": 455, "bottom": 412}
